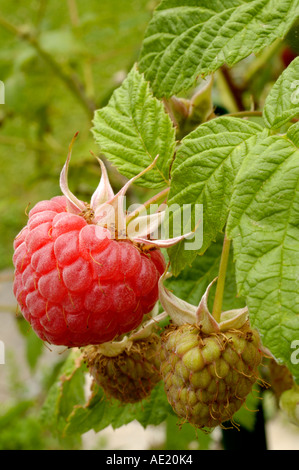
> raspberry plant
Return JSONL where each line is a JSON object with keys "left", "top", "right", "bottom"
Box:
{"left": 10, "top": 0, "right": 299, "bottom": 450}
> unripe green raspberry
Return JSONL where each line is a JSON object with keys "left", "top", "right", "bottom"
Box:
{"left": 84, "top": 333, "right": 161, "bottom": 403}
{"left": 160, "top": 322, "right": 263, "bottom": 429}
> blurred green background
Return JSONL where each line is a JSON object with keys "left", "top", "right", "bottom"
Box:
{"left": 0, "top": 0, "right": 158, "bottom": 270}
{"left": 0, "top": 0, "right": 158, "bottom": 450}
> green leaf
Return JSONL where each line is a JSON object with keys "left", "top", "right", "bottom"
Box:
{"left": 227, "top": 133, "right": 299, "bottom": 383}
{"left": 287, "top": 120, "right": 299, "bottom": 146}
{"left": 166, "top": 116, "right": 264, "bottom": 275}
{"left": 139, "top": 0, "right": 299, "bottom": 97}
{"left": 65, "top": 382, "right": 172, "bottom": 436}
{"left": 165, "top": 413, "right": 211, "bottom": 450}
{"left": 63, "top": 385, "right": 108, "bottom": 436}
{"left": 92, "top": 64, "right": 176, "bottom": 188}
{"left": 40, "top": 349, "right": 86, "bottom": 435}
{"left": 263, "top": 57, "right": 299, "bottom": 129}
{"left": 135, "top": 382, "right": 173, "bottom": 428}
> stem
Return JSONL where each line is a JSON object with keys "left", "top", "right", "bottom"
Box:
{"left": 35, "top": 0, "right": 49, "bottom": 33}
{"left": 225, "top": 110, "right": 262, "bottom": 118}
{"left": 163, "top": 98, "right": 179, "bottom": 129}
{"left": 67, "top": 0, "right": 80, "bottom": 27}
{"left": 212, "top": 235, "right": 231, "bottom": 322}
{"left": 0, "top": 15, "right": 20, "bottom": 35}
{"left": 125, "top": 187, "right": 170, "bottom": 225}
{"left": 225, "top": 110, "right": 298, "bottom": 124}
{"left": 0, "top": 15, "right": 96, "bottom": 118}
{"left": 220, "top": 66, "right": 245, "bottom": 111}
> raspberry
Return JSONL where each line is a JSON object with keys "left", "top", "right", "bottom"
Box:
{"left": 160, "top": 322, "right": 263, "bottom": 429}
{"left": 158, "top": 274, "right": 265, "bottom": 430}
{"left": 12, "top": 140, "right": 195, "bottom": 349}
{"left": 84, "top": 333, "right": 161, "bottom": 403}
{"left": 13, "top": 197, "right": 165, "bottom": 347}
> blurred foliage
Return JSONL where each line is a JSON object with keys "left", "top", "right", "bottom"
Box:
{"left": 0, "top": 400, "right": 53, "bottom": 450}
{"left": 16, "top": 315, "right": 45, "bottom": 371}
{"left": 0, "top": 344, "right": 79, "bottom": 449}
{"left": 0, "top": 399, "right": 81, "bottom": 450}
{"left": 0, "top": 0, "right": 158, "bottom": 269}
{"left": 164, "top": 414, "right": 212, "bottom": 450}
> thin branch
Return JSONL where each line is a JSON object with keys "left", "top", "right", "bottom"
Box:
{"left": 215, "top": 69, "right": 240, "bottom": 113}
{"left": 67, "top": 0, "right": 80, "bottom": 27}
{"left": 31, "top": 39, "right": 96, "bottom": 118}
{"left": 224, "top": 110, "right": 298, "bottom": 124}
{"left": 35, "top": 0, "right": 49, "bottom": 33}
{"left": 224, "top": 110, "right": 263, "bottom": 118}
{"left": 220, "top": 65, "right": 245, "bottom": 111}
{"left": 0, "top": 15, "right": 96, "bottom": 118}
{"left": 0, "top": 134, "right": 60, "bottom": 153}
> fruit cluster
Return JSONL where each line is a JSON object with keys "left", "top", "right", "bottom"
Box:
{"left": 12, "top": 144, "right": 271, "bottom": 431}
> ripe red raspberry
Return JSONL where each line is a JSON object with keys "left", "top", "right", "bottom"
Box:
{"left": 12, "top": 138, "right": 194, "bottom": 349}
{"left": 13, "top": 195, "right": 166, "bottom": 347}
